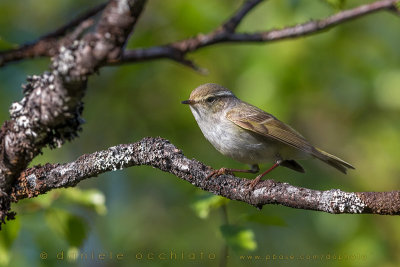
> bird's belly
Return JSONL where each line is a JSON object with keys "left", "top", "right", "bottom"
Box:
{"left": 219, "top": 134, "right": 277, "bottom": 164}
{"left": 191, "top": 108, "right": 309, "bottom": 164}
{"left": 200, "top": 120, "right": 281, "bottom": 164}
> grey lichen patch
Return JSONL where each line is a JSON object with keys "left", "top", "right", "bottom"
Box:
{"left": 52, "top": 42, "right": 81, "bottom": 77}
{"left": 117, "top": 0, "right": 130, "bottom": 14}
{"left": 9, "top": 102, "right": 23, "bottom": 114}
{"left": 178, "top": 164, "right": 190, "bottom": 173}
{"left": 58, "top": 164, "right": 75, "bottom": 176}
{"left": 9, "top": 71, "right": 82, "bottom": 146}
{"left": 52, "top": 40, "right": 91, "bottom": 80}
{"left": 26, "top": 174, "right": 37, "bottom": 189}
{"left": 93, "top": 145, "right": 135, "bottom": 172}
{"left": 56, "top": 46, "right": 75, "bottom": 75}
{"left": 285, "top": 184, "right": 300, "bottom": 195}
{"left": 169, "top": 151, "right": 191, "bottom": 174}
{"left": 113, "top": 146, "right": 135, "bottom": 169}
{"left": 15, "top": 115, "right": 30, "bottom": 129}
{"left": 253, "top": 187, "right": 267, "bottom": 198}
{"left": 319, "top": 189, "right": 366, "bottom": 214}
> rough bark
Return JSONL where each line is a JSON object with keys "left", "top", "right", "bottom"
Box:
{"left": 11, "top": 137, "right": 400, "bottom": 215}
{"left": 0, "top": 0, "right": 399, "bottom": 227}
{"left": 119, "top": 0, "right": 400, "bottom": 71}
{"left": 0, "top": 0, "right": 147, "bottom": 226}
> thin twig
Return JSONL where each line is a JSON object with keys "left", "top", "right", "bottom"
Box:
{"left": 221, "top": 0, "right": 264, "bottom": 32}
{"left": 39, "top": 2, "right": 107, "bottom": 39}
{"left": 0, "top": 2, "right": 107, "bottom": 66}
{"left": 0, "top": 0, "right": 397, "bottom": 69}
{"left": 1, "top": 0, "right": 399, "bottom": 227}
{"left": 117, "top": 0, "right": 399, "bottom": 68}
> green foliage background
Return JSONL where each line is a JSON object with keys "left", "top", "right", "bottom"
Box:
{"left": 0, "top": 0, "right": 400, "bottom": 266}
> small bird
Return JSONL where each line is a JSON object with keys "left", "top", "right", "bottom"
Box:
{"left": 182, "top": 83, "right": 354, "bottom": 188}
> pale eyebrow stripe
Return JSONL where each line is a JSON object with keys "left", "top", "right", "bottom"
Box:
{"left": 213, "top": 91, "right": 234, "bottom": 97}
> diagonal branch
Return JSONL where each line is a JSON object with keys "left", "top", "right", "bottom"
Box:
{"left": 0, "top": 0, "right": 398, "bottom": 228}
{"left": 39, "top": 2, "right": 108, "bottom": 40}
{"left": 0, "top": 2, "right": 107, "bottom": 67}
{"left": 1, "top": 0, "right": 397, "bottom": 71}
{"left": 117, "top": 0, "right": 399, "bottom": 69}
{"left": 12, "top": 137, "right": 400, "bottom": 215}
{"left": 115, "top": 0, "right": 265, "bottom": 71}
{"left": 221, "top": 0, "right": 264, "bottom": 33}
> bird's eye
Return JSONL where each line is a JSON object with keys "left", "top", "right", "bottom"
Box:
{"left": 206, "top": 97, "right": 216, "bottom": 103}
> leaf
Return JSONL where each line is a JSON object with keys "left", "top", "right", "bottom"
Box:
{"left": 60, "top": 188, "right": 107, "bottom": 215}
{"left": 241, "top": 213, "right": 287, "bottom": 227}
{"left": 45, "top": 208, "right": 87, "bottom": 247}
{"left": 0, "top": 218, "right": 21, "bottom": 265}
{"left": 191, "top": 193, "right": 229, "bottom": 219}
{"left": 220, "top": 224, "right": 257, "bottom": 252}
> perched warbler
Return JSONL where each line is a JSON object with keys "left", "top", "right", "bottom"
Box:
{"left": 182, "top": 83, "right": 354, "bottom": 188}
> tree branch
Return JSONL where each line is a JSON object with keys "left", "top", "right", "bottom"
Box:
{"left": 40, "top": 3, "right": 108, "bottom": 40}
{"left": 0, "top": 3, "right": 107, "bottom": 67}
{"left": 221, "top": 0, "right": 264, "bottom": 33}
{"left": 117, "top": 0, "right": 399, "bottom": 69}
{"left": 0, "top": 0, "right": 147, "bottom": 225}
{"left": 1, "top": 0, "right": 397, "bottom": 71}
{"left": 11, "top": 137, "right": 400, "bottom": 215}
{"left": 1, "top": 0, "right": 398, "bottom": 227}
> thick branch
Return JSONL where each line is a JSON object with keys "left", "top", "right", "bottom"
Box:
{"left": 118, "top": 0, "right": 399, "bottom": 69}
{"left": 0, "top": 0, "right": 398, "bottom": 227}
{"left": 12, "top": 137, "right": 400, "bottom": 215}
{"left": 0, "top": 0, "right": 147, "bottom": 224}
{"left": 0, "top": 0, "right": 146, "bottom": 189}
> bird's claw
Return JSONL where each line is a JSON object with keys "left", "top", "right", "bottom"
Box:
{"left": 206, "top": 168, "right": 234, "bottom": 179}
{"left": 245, "top": 175, "right": 262, "bottom": 190}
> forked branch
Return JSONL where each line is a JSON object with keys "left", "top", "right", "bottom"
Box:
{"left": 0, "top": 0, "right": 147, "bottom": 226}
{"left": 117, "top": 0, "right": 400, "bottom": 71}
{"left": 1, "top": 0, "right": 399, "bottom": 227}
{"left": 0, "top": 0, "right": 398, "bottom": 70}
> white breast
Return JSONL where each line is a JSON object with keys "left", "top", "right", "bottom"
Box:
{"left": 190, "top": 105, "right": 279, "bottom": 164}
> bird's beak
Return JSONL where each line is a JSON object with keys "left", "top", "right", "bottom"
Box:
{"left": 181, "top": 99, "right": 195, "bottom": 105}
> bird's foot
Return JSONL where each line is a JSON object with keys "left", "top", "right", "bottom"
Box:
{"left": 206, "top": 167, "right": 234, "bottom": 179}
{"left": 246, "top": 175, "right": 262, "bottom": 190}
{"left": 245, "top": 162, "right": 280, "bottom": 190}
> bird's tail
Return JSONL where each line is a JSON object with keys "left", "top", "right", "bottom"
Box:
{"left": 312, "top": 147, "right": 355, "bottom": 174}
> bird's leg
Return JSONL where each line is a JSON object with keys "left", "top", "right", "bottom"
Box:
{"left": 248, "top": 161, "right": 281, "bottom": 190}
{"left": 206, "top": 164, "right": 259, "bottom": 179}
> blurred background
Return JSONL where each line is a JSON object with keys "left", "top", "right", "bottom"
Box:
{"left": 0, "top": 0, "right": 400, "bottom": 266}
